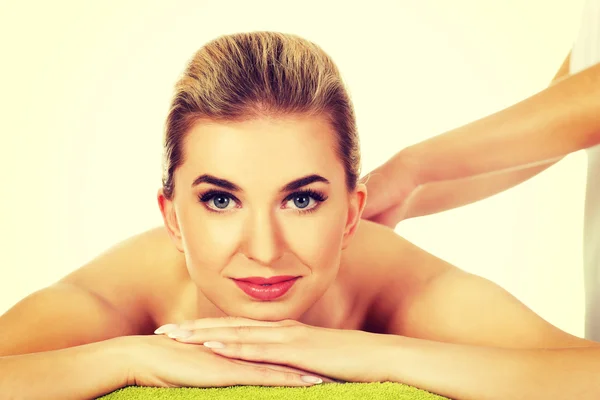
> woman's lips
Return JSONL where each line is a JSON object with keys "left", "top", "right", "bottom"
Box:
{"left": 233, "top": 275, "right": 299, "bottom": 301}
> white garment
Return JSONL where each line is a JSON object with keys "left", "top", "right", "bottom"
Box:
{"left": 570, "top": 0, "right": 600, "bottom": 340}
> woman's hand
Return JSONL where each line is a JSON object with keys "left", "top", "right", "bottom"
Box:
{"left": 118, "top": 334, "right": 327, "bottom": 388}
{"left": 155, "top": 317, "right": 399, "bottom": 383}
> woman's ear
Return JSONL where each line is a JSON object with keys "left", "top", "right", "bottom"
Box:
{"left": 342, "top": 183, "right": 367, "bottom": 249}
{"left": 157, "top": 188, "right": 184, "bottom": 252}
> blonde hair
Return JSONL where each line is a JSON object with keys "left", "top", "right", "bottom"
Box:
{"left": 162, "top": 31, "right": 360, "bottom": 199}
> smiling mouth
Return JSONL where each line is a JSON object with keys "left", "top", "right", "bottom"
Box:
{"left": 232, "top": 276, "right": 300, "bottom": 301}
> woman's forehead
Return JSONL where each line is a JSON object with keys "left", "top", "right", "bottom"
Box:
{"left": 178, "top": 115, "right": 346, "bottom": 190}
{"left": 183, "top": 116, "right": 339, "bottom": 169}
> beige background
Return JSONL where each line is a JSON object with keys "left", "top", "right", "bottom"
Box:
{"left": 0, "top": 0, "right": 588, "bottom": 336}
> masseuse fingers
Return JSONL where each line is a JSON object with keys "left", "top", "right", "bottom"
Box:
{"left": 368, "top": 210, "right": 399, "bottom": 229}
{"left": 368, "top": 201, "right": 406, "bottom": 229}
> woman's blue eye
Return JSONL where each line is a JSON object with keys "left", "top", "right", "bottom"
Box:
{"left": 199, "top": 191, "right": 238, "bottom": 212}
{"left": 285, "top": 195, "right": 315, "bottom": 210}
{"left": 212, "top": 196, "right": 230, "bottom": 209}
{"left": 293, "top": 195, "right": 310, "bottom": 209}
{"left": 284, "top": 190, "right": 326, "bottom": 211}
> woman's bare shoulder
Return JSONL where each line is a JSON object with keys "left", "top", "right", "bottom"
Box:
{"left": 341, "top": 220, "right": 451, "bottom": 288}
{"left": 339, "top": 220, "right": 454, "bottom": 331}
{"left": 60, "top": 226, "right": 189, "bottom": 329}
{"left": 0, "top": 226, "right": 189, "bottom": 355}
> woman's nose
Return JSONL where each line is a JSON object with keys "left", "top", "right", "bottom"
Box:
{"left": 241, "top": 210, "right": 284, "bottom": 265}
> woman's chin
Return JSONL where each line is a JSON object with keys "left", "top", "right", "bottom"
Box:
{"left": 226, "top": 301, "right": 307, "bottom": 322}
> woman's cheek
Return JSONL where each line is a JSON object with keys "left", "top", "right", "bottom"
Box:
{"left": 319, "top": 218, "right": 347, "bottom": 260}
{"left": 182, "top": 213, "right": 243, "bottom": 268}
{"left": 288, "top": 211, "right": 346, "bottom": 266}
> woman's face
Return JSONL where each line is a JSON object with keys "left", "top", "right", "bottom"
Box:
{"left": 159, "top": 114, "right": 365, "bottom": 321}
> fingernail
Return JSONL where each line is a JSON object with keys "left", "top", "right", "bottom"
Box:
{"left": 167, "top": 329, "right": 193, "bottom": 339}
{"left": 203, "top": 341, "right": 226, "bottom": 349}
{"left": 154, "top": 323, "right": 179, "bottom": 334}
{"left": 301, "top": 376, "right": 323, "bottom": 384}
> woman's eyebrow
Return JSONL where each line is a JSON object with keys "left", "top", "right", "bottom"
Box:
{"left": 280, "top": 175, "right": 329, "bottom": 192}
{"left": 191, "top": 174, "right": 241, "bottom": 191}
{"left": 191, "top": 173, "right": 329, "bottom": 193}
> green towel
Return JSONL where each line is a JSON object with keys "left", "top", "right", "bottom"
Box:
{"left": 98, "top": 382, "right": 449, "bottom": 399}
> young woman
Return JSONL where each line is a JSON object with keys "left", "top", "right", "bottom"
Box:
{"left": 1, "top": 31, "right": 598, "bottom": 400}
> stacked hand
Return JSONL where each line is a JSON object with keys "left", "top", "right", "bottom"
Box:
{"left": 152, "top": 317, "right": 398, "bottom": 385}
{"left": 120, "top": 331, "right": 326, "bottom": 388}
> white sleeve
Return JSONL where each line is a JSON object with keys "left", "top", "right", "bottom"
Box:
{"left": 570, "top": 0, "right": 600, "bottom": 73}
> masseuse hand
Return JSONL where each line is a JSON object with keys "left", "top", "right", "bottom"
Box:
{"left": 155, "top": 317, "right": 399, "bottom": 383}
{"left": 119, "top": 333, "right": 327, "bottom": 388}
{"left": 361, "top": 153, "right": 418, "bottom": 228}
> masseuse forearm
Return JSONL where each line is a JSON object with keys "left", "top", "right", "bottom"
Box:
{"left": 402, "top": 157, "right": 560, "bottom": 219}
{"left": 0, "top": 338, "right": 129, "bottom": 400}
{"left": 389, "top": 338, "right": 600, "bottom": 400}
{"left": 404, "top": 62, "right": 600, "bottom": 186}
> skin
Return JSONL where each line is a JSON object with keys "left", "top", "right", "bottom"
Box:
{"left": 157, "top": 116, "right": 364, "bottom": 324}
{"left": 1, "top": 114, "right": 598, "bottom": 400}
{"left": 362, "top": 52, "right": 585, "bottom": 226}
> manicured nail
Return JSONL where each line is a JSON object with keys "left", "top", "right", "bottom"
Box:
{"left": 203, "top": 341, "right": 226, "bottom": 349}
{"left": 154, "top": 323, "right": 179, "bottom": 334}
{"left": 301, "top": 376, "right": 323, "bottom": 384}
{"left": 167, "top": 329, "right": 193, "bottom": 339}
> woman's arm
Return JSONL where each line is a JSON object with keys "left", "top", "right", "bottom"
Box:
{"left": 157, "top": 316, "right": 600, "bottom": 400}
{"left": 0, "top": 332, "right": 324, "bottom": 399}
{"left": 384, "top": 335, "right": 599, "bottom": 400}
{"left": 163, "top": 319, "right": 600, "bottom": 400}
{"left": 0, "top": 282, "right": 141, "bottom": 398}
{"left": 0, "top": 337, "right": 131, "bottom": 400}
{"left": 0, "top": 283, "right": 139, "bottom": 356}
